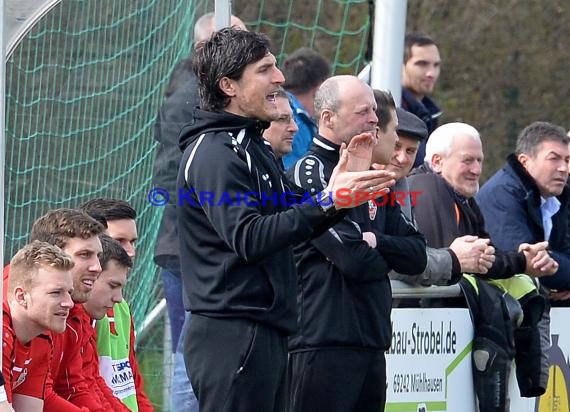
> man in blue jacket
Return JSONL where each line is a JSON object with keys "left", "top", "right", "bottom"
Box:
{"left": 477, "top": 121, "right": 570, "bottom": 299}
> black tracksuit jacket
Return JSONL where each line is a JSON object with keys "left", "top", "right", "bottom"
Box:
{"left": 287, "top": 135, "right": 427, "bottom": 352}
{"left": 176, "top": 110, "right": 341, "bottom": 334}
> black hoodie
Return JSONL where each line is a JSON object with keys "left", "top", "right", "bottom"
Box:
{"left": 176, "top": 109, "right": 339, "bottom": 333}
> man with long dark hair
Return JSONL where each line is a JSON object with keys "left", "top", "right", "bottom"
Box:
{"left": 177, "top": 27, "right": 395, "bottom": 411}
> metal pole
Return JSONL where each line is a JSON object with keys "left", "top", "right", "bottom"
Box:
{"left": 370, "top": 0, "right": 407, "bottom": 106}
{"left": 136, "top": 298, "right": 167, "bottom": 346}
{"left": 214, "top": 0, "right": 232, "bottom": 31}
{"left": 391, "top": 280, "right": 462, "bottom": 299}
{"left": 162, "top": 309, "right": 172, "bottom": 411}
{"left": 5, "top": 0, "right": 63, "bottom": 59}
{"left": 2, "top": 0, "right": 61, "bottom": 379}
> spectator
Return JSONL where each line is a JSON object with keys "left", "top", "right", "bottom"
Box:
{"left": 477, "top": 122, "right": 570, "bottom": 296}
{"left": 281, "top": 47, "right": 331, "bottom": 169}
{"left": 408, "top": 122, "right": 558, "bottom": 411}
{"left": 2, "top": 241, "right": 74, "bottom": 411}
{"left": 409, "top": 122, "right": 556, "bottom": 280}
{"left": 401, "top": 33, "right": 443, "bottom": 168}
{"left": 476, "top": 121, "right": 570, "bottom": 407}
{"left": 152, "top": 12, "right": 246, "bottom": 412}
{"left": 387, "top": 108, "right": 494, "bottom": 287}
{"left": 79, "top": 198, "right": 154, "bottom": 411}
{"left": 263, "top": 89, "right": 298, "bottom": 164}
{"left": 286, "top": 81, "right": 425, "bottom": 412}
{"left": 178, "top": 28, "right": 393, "bottom": 412}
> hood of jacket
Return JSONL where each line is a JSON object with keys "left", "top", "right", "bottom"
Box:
{"left": 178, "top": 108, "right": 270, "bottom": 151}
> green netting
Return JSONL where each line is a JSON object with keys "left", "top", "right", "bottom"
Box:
{"left": 236, "top": 0, "right": 371, "bottom": 73}
{"left": 5, "top": 0, "right": 205, "bottom": 325}
{"left": 4, "top": 1, "right": 371, "bottom": 409}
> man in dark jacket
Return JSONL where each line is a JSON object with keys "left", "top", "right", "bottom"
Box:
{"left": 177, "top": 28, "right": 395, "bottom": 412}
{"left": 408, "top": 122, "right": 557, "bottom": 278}
{"left": 408, "top": 122, "right": 558, "bottom": 411}
{"left": 477, "top": 121, "right": 570, "bottom": 297}
{"left": 387, "top": 109, "right": 495, "bottom": 287}
{"left": 263, "top": 90, "right": 298, "bottom": 164}
{"left": 401, "top": 33, "right": 443, "bottom": 168}
{"left": 287, "top": 80, "right": 426, "bottom": 412}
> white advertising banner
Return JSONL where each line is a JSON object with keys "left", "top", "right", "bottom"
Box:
{"left": 386, "top": 308, "right": 476, "bottom": 412}
{"left": 386, "top": 307, "right": 570, "bottom": 412}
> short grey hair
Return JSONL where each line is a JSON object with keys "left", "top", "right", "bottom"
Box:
{"left": 425, "top": 122, "right": 480, "bottom": 163}
{"left": 515, "top": 121, "right": 569, "bottom": 157}
{"left": 314, "top": 76, "right": 342, "bottom": 115}
{"left": 314, "top": 75, "right": 369, "bottom": 116}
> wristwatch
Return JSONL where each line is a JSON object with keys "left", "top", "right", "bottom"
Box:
{"left": 317, "top": 191, "right": 337, "bottom": 216}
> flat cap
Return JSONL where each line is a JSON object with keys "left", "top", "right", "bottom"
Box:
{"left": 396, "top": 107, "right": 428, "bottom": 141}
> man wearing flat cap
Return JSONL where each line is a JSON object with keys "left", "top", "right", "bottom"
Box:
{"left": 387, "top": 109, "right": 496, "bottom": 286}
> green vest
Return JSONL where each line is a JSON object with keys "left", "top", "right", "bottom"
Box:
{"left": 97, "top": 299, "right": 138, "bottom": 411}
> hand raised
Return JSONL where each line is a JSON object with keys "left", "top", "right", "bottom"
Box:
{"left": 326, "top": 146, "right": 395, "bottom": 209}
{"left": 345, "top": 132, "right": 376, "bottom": 172}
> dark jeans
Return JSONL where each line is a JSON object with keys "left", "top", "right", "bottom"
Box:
{"left": 160, "top": 268, "right": 185, "bottom": 352}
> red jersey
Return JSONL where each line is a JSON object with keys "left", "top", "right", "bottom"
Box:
{"left": 46, "top": 304, "right": 131, "bottom": 411}
{"left": 2, "top": 303, "right": 51, "bottom": 403}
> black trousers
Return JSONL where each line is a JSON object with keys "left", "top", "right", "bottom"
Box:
{"left": 184, "top": 315, "right": 288, "bottom": 412}
{"left": 289, "top": 349, "right": 386, "bottom": 412}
